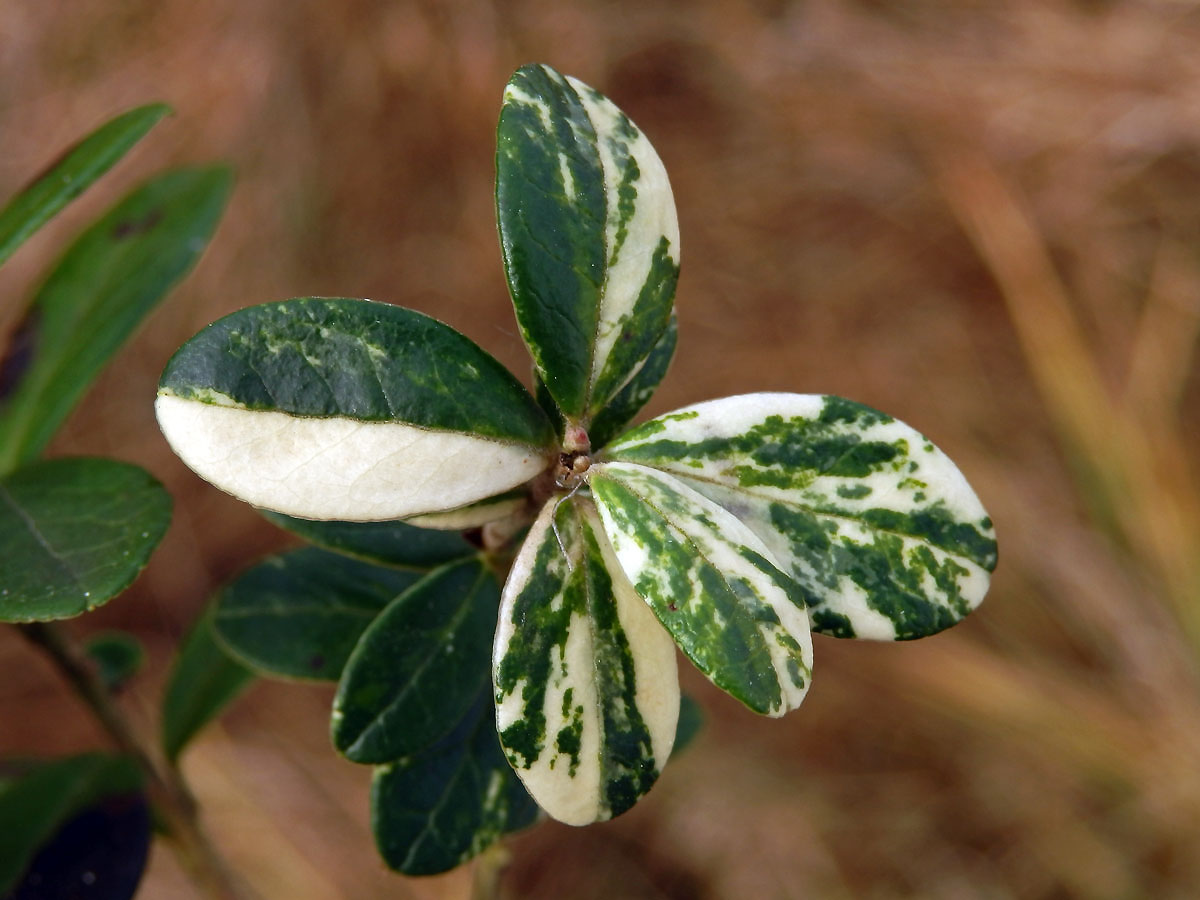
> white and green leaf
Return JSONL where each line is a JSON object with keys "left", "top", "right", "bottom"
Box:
{"left": 402, "top": 488, "right": 530, "bottom": 531}
{"left": 156, "top": 298, "right": 555, "bottom": 521}
{"left": 589, "top": 312, "right": 677, "bottom": 451}
{"left": 493, "top": 494, "right": 679, "bottom": 825}
{"left": 589, "top": 462, "right": 812, "bottom": 718}
{"left": 496, "top": 64, "right": 680, "bottom": 422}
{"left": 606, "top": 393, "right": 997, "bottom": 640}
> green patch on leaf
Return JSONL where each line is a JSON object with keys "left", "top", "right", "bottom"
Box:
{"left": 261, "top": 512, "right": 476, "bottom": 570}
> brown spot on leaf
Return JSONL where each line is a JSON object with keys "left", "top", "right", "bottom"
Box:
{"left": 112, "top": 208, "right": 163, "bottom": 239}
{"left": 0, "top": 308, "right": 40, "bottom": 401}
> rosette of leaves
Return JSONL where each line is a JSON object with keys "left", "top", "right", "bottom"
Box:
{"left": 156, "top": 63, "right": 996, "bottom": 863}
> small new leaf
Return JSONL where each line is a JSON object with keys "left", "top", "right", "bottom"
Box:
{"left": 606, "top": 393, "right": 997, "bottom": 640}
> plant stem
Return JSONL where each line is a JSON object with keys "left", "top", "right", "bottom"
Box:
{"left": 470, "top": 840, "right": 511, "bottom": 900}
{"left": 18, "top": 621, "right": 246, "bottom": 900}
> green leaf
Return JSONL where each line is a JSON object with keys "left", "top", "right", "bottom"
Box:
{"left": 85, "top": 631, "right": 146, "bottom": 691}
{"left": 0, "top": 166, "right": 232, "bottom": 473}
{"left": 674, "top": 694, "right": 704, "bottom": 754}
{"left": 161, "top": 608, "right": 254, "bottom": 763}
{"left": 332, "top": 557, "right": 499, "bottom": 764}
{"left": 588, "top": 312, "right": 677, "bottom": 450}
{"left": 589, "top": 461, "right": 813, "bottom": 717}
{"left": 371, "top": 689, "right": 538, "bottom": 876}
{"left": 262, "top": 512, "right": 477, "bottom": 569}
{"left": 605, "top": 393, "right": 998, "bottom": 640}
{"left": 496, "top": 64, "right": 680, "bottom": 422}
{"left": 156, "top": 298, "right": 555, "bottom": 521}
{"left": 493, "top": 495, "right": 678, "bottom": 824}
{"left": 0, "top": 753, "right": 143, "bottom": 896}
{"left": 0, "top": 103, "right": 170, "bottom": 268}
{"left": 214, "top": 547, "right": 423, "bottom": 681}
{"left": 0, "top": 458, "right": 171, "bottom": 623}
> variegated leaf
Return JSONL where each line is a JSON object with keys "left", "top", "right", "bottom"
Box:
{"left": 403, "top": 489, "right": 530, "bottom": 531}
{"left": 589, "top": 312, "right": 678, "bottom": 450}
{"left": 606, "top": 393, "right": 997, "bottom": 640}
{"left": 589, "top": 462, "right": 813, "bottom": 717}
{"left": 493, "top": 494, "right": 679, "bottom": 825}
{"left": 156, "top": 298, "right": 555, "bottom": 521}
{"left": 496, "top": 64, "right": 680, "bottom": 422}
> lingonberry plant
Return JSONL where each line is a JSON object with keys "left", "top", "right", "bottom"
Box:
{"left": 157, "top": 64, "right": 997, "bottom": 876}
{"left": 0, "top": 106, "right": 231, "bottom": 896}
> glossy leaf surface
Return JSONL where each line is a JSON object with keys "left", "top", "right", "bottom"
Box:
{"left": 371, "top": 690, "right": 538, "bottom": 876}
{"left": 332, "top": 557, "right": 498, "bottom": 764}
{"left": 0, "top": 167, "right": 231, "bottom": 472}
{"left": 214, "top": 547, "right": 422, "bottom": 681}
{"left": 496, "top": 64, "right": 679, "bottom": 421}
{"left": 0, "top": 103, "right": 169, "bottom": 267}
{"left": 590, "top": 462, "right": 813, "bottom": 717}
{"left": 156, "top": 298, "right": 554, "bottom": 521}
{"left": 161, "top": 609, "right": 254, "bottom": 763}
{"left": 606, "top": 393, "right": 997, "bottom": 640}
{"left": 0, "top": 753, "right": 143, "bottom": 896}
{"left": 494, "top": 496, "right": 678, "bottom": 824}
{"left": 0, "top": 458, "right": 171, "bottom": 623}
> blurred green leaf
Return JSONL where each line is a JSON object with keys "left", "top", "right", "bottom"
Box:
{"left": 0, "top": 166, "right": 232, "bottom": 473}
{"left": 214, "top": 547, "right": 423, "bottom": 682}
{"left": 161, "top": 608, "right": 253, "bottom": 763}
{"left": 332, "top": 557, "right": 498, "bottom": 764}
{"left": 496, "top": 64, "right": 680, "bottom": 421}
{"left": 0, "top": 753, "right": 143, "bottom": 896}
{"left": 0, "top": 458, "right": 171, "bottom": 623}
{"left": 371, "top": 689, "right": 538, "bottom": 876}
{"left": 674, "top": 694, "right": 704, "bottom": 754}
{"left": 0, "top": 103, "right": 169, "bottom": 268}
{"left": 262, "top": 512, "right": 476, "bottom": 570}
{"left": 85, "top": 630, "right": 146, "bottom": 691}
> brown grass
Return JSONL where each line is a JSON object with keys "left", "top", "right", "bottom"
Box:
{"left": 4, "top": 1, "right": 1200, "bottom": 897}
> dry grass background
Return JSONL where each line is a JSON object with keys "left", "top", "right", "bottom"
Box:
{"left": 3, "top": 0, "right": 1200, "bottom": 897}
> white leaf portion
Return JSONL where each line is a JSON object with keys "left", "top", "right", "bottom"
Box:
{"left": 493, "top": 497, "right": 678, "bottom": 825}
{"left": 590, "top": 462, "right": 813, "bottom": 717}
{"left": 566, "top": 74, "right": 680, "bottom": 393}
{"left": 403, "top": 492, "right": 529, "bottom": 531}
{"left": 155, "top": 393, "right": 548, "bottom": 521}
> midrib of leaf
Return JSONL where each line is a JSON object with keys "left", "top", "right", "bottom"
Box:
{"left": 398, "top": 723, "right": 487, "bottom": 871}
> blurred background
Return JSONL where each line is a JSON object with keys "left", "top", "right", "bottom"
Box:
{"left": 4, "top": 0, "right": 1200, "bottom": 897}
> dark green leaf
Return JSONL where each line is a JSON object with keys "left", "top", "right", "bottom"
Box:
{"left": 155, "top": 298, "right": 555, "bottom": 522}
{"left": 371, "top": 690, "right": 538, "bottom": 876}
{"left": 0, "top": 458, "right": 171, "bottom": 623}
{"left": 588, "top": 313, "right": 677, "bottom": 450}
{"left": 332, "top": 557, "right": 498, "bottom": 764}
{"left": 0, "top": 104, "right": 170, "bottom": 268}
{"left": 85, "top": 631, "right": 145, "bottom": 691}
{"left": 0, "top": 753, "right": 143, "bottom": 896}
{"left": 496, "top": 64, "right": 679, "bottom": 421}
{"left": 161, "top": 608, "right": 254, "bottom": 763}
{"left": 0, "top": 166, "right": 232, "bottom": 472}
{"left": 674, "top": 694, "right": 704, "bottom": 754}
{"left": 262, "top": 512, "right": 477, "bottom": 569}
{"left": 214, "top": 547, "right": 423, "bottom": 681}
